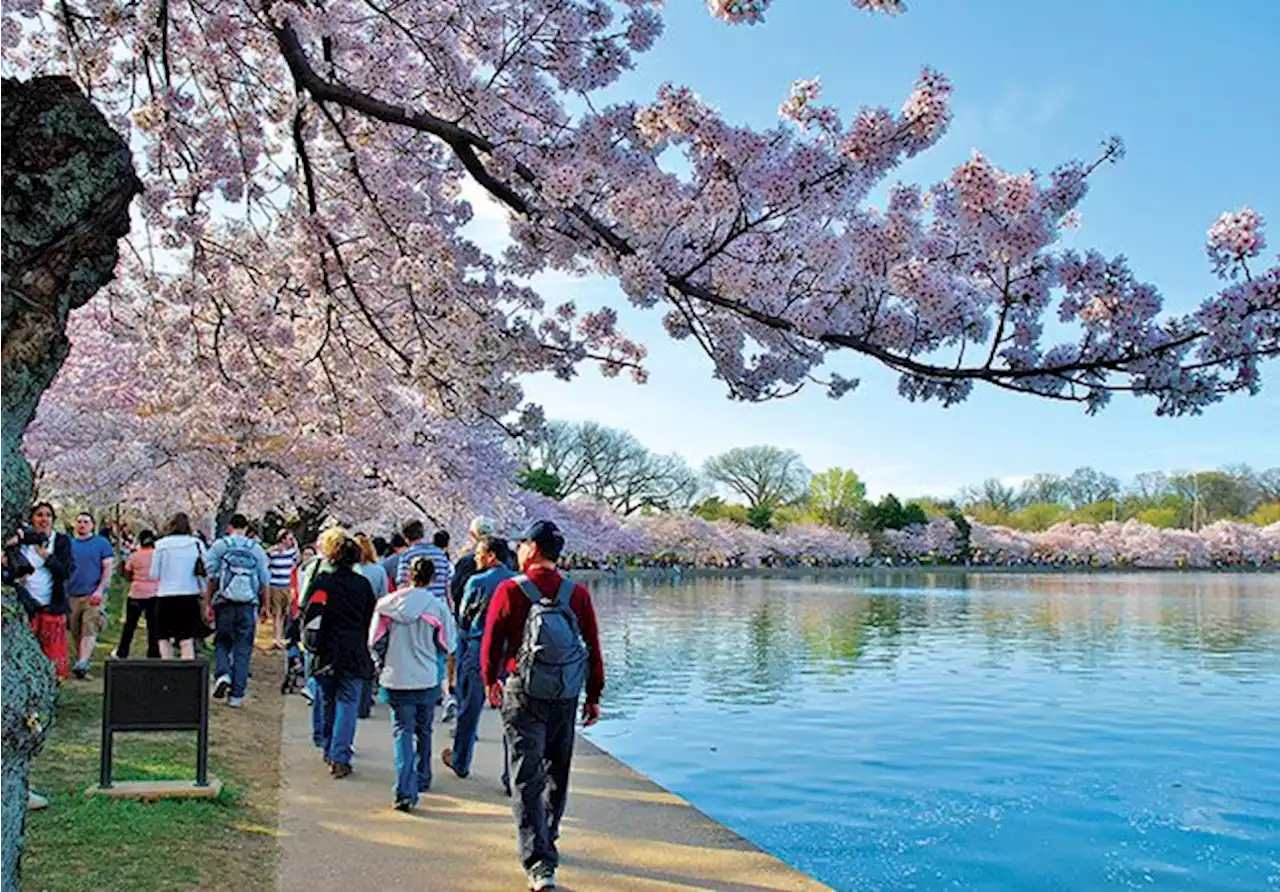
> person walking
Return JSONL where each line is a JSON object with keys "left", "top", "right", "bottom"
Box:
{"left": 444, "top": 535, "right": 514, "bottom": 788}
{"left": 66, "top": 511, "right": 115, "bottom": 679}
{"left": 6, "top": 502, "right": 74, "bottom": 679}
{"left": 481, "top": 521, "right": 605, "bottom": 892}
{"left": 380, "top": 534, "right": 407, "bottom": 585}
{"left": 394, "top": 521, "right": 453, "bottom": 594}
{"left": 371, "top": 556, "right": 456, "bottom": 810}
{"left": 449, "top": 516, "right": 497, "bottom": 617}
{"left": 395, "top": 521, "right": 455, "bottom": 708}
{"left": 204, "top": 514, "right": 270, "bottom": 707}
{"left": 309, "top": 537, "right": 377, "bottom": 777}
{"left": 150, "top": 513, "right": 208, "bottom": 660}
{"left": 115, "top": 529, "right": 160, "bottom": 659}
{"left": 266, "top": 530, "right": 299, "bottom": 649}
{"left": 300, "top": 531, "right": 344, "bottom": 739}
{"left": 354, "top": 533, "right": 390, "bottom": 718}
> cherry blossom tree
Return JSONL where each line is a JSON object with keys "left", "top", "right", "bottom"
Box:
{"left": 27, "top": 293, "right": 520, "bottom": 539}
{"left": 3, "top": 0, "right": 1275, "bottom": 425}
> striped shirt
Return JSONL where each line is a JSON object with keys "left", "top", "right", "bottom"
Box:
{"left": 268, "top": 546, "right": 298, "bottom": 588}
{"left": 395, "top": 542, "right": 453, "bottom": 598}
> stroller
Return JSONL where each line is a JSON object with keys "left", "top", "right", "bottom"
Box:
{"left": 280, "top": 612, "right": 306, "bottom": 696}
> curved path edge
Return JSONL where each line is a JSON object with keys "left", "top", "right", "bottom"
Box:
{"left": 275, "top": 693, "right": 830, "bottom": 891}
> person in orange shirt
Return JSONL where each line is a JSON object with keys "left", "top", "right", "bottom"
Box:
{"left": 115, "top": 529, "right": 160, "bottom": 658}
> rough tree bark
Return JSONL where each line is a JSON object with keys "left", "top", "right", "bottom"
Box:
{"left": 1, "top": 75, "right": 140, "bottom": 890}
{"left": 212, "top": 460, "right": 289, "bottom": 534}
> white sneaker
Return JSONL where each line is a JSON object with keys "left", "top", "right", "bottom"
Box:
{"left": 299, "top": 687, "right": 314, "bottom": 705}
{"left": 28, "top": 791, "right": 49, "bottom": 810}
{"left": 527, "top": 865, "right": 556, "bottom": 891}
{"left": 212, "top": 674, "right": 232, "bottom": 699}
{"left": 228, "top": 696, "right": 245, "bottom": 708}
{"left": 442, "top": 696, "right": 457, "bottom": 723}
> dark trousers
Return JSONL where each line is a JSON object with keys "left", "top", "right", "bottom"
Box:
{"left": 502, "top": 682, "right": 578, "bottom": 872}
{"left": 213, "top": 603, "right": 256, "bottom": 699}
{"left": 117, "top": 598, "right": 160, "bottom": 658}
{"left": 359, "top": 673, "right": 376, "bottom": 718}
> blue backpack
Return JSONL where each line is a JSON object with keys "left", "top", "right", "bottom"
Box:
{"left": 217, "top": 539, "right": 261, "bottom": 604}
{"left": 514, "top": 575, "right": 589, "bottom": 701}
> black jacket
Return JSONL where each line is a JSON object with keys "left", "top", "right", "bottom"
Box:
{"left": 450, "top": 552, "right": 478, "bottom": 615}
{"left": 312, "top": 567, "right": 377, "bottom": 679}
{"left": 44, "top": 532, "right": 75, "bottom": 615}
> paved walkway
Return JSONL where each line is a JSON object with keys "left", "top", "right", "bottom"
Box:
{"left": 277, "top": 694, "right": 829, "bottom": 891}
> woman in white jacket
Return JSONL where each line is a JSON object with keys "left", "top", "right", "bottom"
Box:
{"left": 370, "top": 557, "right": 456, "bottom": 811}
{"left": 150, "top": 512, "right": 208, "bottom": 659}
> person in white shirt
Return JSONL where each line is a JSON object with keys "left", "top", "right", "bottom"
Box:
{"left": 150, "top": 512, "right": 208, "bottom": 659}
{"left": 5, "top": 502, "right": 74, "bottom": 678}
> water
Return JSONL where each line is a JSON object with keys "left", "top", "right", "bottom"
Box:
{"left": 583, "top": 572, "right": 1280, "bottom": 891}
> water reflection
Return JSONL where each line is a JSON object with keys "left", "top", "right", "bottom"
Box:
{"left": 586, "top": 572, "right": 1280, "bottom": 891}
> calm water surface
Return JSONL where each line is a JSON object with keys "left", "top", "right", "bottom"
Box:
{"left": 583, "top": 572, "right": 1280, "bottom": 891}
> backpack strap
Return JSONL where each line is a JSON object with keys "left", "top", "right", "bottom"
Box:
{"left": 514, "top": 574, "right": 575, "bottom": 606}
{"left": 554, "top": 577, "right": 574, "bottom": 606}
{"left": 514, "top": 574, "right": 542, "bottom": 603}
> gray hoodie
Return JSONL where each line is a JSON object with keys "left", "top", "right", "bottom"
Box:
{"left": 371, "top": 586, "right": 457, "bottom": 690}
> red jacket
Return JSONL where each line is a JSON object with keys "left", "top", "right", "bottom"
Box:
{"left": 480, "top": 564, "right": 605, "bottom": 705}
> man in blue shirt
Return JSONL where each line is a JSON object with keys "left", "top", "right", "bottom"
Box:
{"left": 443, "top": 536, "right": 515, "bottom": 785}
{"left": 67, "top": 511, "right": 115, "bottom": 679}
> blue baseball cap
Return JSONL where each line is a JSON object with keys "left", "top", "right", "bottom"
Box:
{"left": 518, "top": 520, "right": 565, "bottom": 557}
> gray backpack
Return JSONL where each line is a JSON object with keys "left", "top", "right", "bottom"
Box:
{"left": 515, "top": 575, "right": 589, "bottom": 701}
{"left": 217, "top": 539, "right": 260, "bottom": 604}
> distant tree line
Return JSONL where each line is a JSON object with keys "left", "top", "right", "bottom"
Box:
{"left": 959, "top": 465, "right": 1280, "bottom": 531}
{"left": 515, "top": 422, "right": 1280, "bottom": 536}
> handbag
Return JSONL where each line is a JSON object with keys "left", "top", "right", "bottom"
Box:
{"left": 193, "top": 541, "right": 207, "bottom": 579}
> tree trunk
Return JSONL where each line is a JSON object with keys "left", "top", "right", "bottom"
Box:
{"left": 214, "top": 460, "right": 289, "bottom": 533}
{"left": 1, "top": 75, "right": 140, "bottom": 891}
{"left": 292, "top": 503, "right": 331, "bottom": 547}
{"left": 214, "top": 463, "right": 253, "bottom": 535}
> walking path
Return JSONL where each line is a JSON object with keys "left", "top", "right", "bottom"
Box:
{"left": 277, "top": 695, "right": 829, "bottom": 891}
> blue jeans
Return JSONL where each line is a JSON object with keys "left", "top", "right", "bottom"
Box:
{"left": 387, "top": 686, "right": 438, "bottom": 804}
{"left": 213, "top": 603, "right": 256, "bottom": 699}
{"left": 451, "top": 637, "right": 486, "bottom": 775}
{"left": 450, "top": 639, "right": 511, "bottom": 789}
{"left": 307, "top": 655, "right": 327, "bottom": 748}
{"left": 317, "top": 674, "right": 364, "bottom": 767}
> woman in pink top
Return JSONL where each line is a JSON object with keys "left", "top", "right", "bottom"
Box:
{"left": 115, "top": 529, "right": 160, "bottom": 658}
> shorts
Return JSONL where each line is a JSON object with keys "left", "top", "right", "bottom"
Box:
{"left": 266, "top": 586, "right": 292, "bottom": 618}
{"left": 68, "top": 596, "right": 102, "bottom": 643}
{"left": 31, "top": 610, "right": 70, "bottom": 679}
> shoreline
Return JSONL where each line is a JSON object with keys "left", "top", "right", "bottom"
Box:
{"left": 568, "top": 564, "right": 1280, "bottom": 583}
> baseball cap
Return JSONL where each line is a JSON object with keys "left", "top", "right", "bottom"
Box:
{"left": 518, "top": 520, "right": 565, "bottom": 558}
{"left": 469, "top": 515, "right": 498, "bottom": 536}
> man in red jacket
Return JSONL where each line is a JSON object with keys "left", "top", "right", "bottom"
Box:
{"left": 481, "top": 520, "right": 604, "bottom": 892}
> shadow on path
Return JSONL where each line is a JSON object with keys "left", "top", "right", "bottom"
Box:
{"left": 276, "top": 696, "right": 829, "bottom": 891}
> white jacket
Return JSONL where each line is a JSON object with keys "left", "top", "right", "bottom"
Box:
{"left": 150, "top": 534, "right": 205, "bottom": 597}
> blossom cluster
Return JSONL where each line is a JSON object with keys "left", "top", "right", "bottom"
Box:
{"left": 508, "top": 494, "right": 872, "bottom": 565}
{"left": 1, "top": 0, "right": 1271, "bottom": 426}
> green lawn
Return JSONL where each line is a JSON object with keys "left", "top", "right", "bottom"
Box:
{"left": 23, "top": 579, "right": 283, "bottom": 892}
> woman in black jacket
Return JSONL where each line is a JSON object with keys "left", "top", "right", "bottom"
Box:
{"left": 4, "top": 502, "right": 75, "bottom": 679}
{"left": 310, "top": 537, "right": 377, "bottom": 777}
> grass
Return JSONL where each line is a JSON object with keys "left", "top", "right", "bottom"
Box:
{"left": 23, "top": 579, "right": 285, "bottom": 892}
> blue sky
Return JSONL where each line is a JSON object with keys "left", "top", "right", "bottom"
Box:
{"left": 499, "top": 1, "right": 1280, "bottom": 499}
